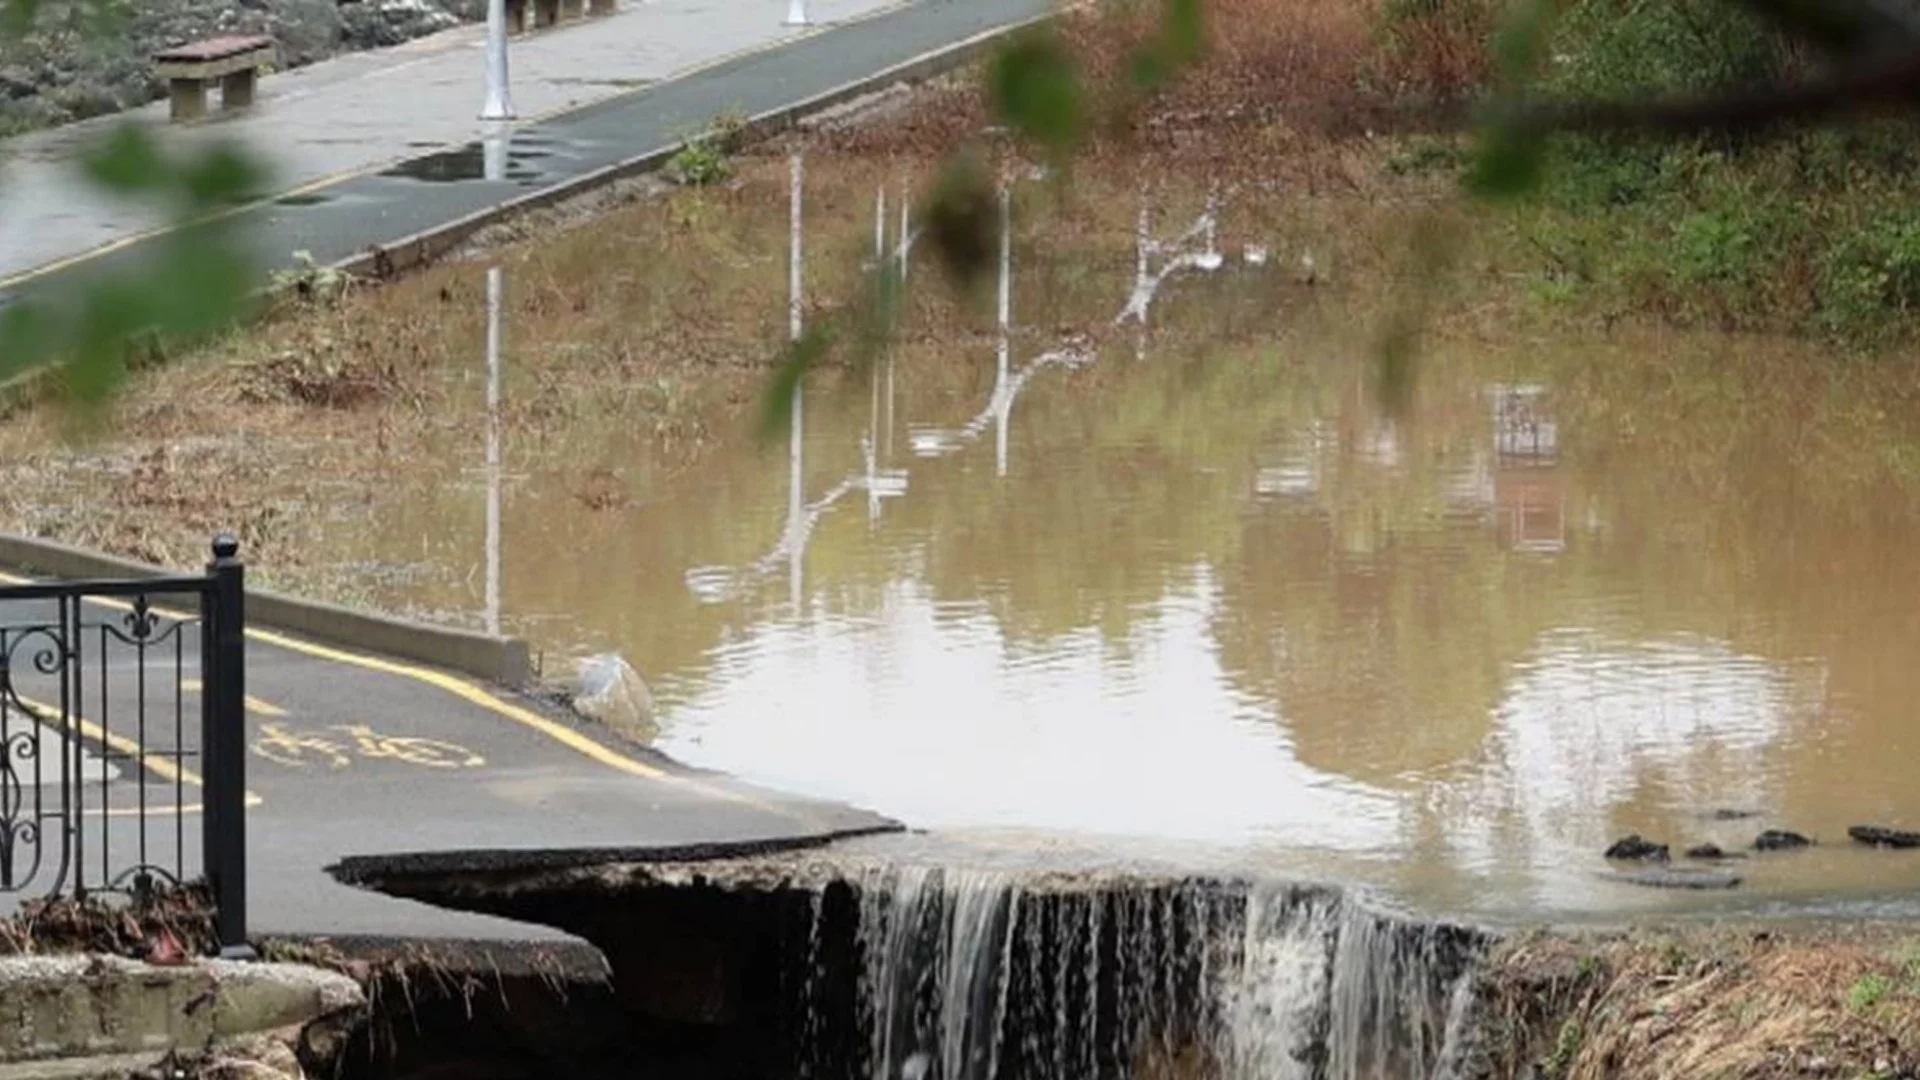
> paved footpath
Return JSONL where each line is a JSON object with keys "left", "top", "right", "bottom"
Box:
{"left": 0, "top": 0, "right": 1051, "bottom": 304}
{"left": 0, "top": 570, "right": 895, "bottom": 942}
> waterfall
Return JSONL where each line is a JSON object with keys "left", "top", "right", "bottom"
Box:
{"left": 825, "top": 866, "right": 1488, "bottom": 1080}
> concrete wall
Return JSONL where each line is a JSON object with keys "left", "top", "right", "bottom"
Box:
{"left": 0, "top": 531, "right": 531, "bottom": 687}
{"left": 0, "top": 954, "right": 362, "bottom": 1066}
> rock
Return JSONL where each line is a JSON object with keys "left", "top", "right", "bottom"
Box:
{"left": 0, "top": 0, "right": 462, "bottom": 135}
{"left": 1849, "top": 825, "right": 1920, "bottom": 849}
{"left": 0, "top": 64, "right": 37, "bottom": 101}
{"left": 1604, "top": 834, "right": 1669, "bottom": 861}
{"left": 1754, "top": 829, "right": 1814, "bottom": 851}
{"left": 571, "top": 653, "right": 657, "bottom": 743}
{"left": 1606, "top": 866, "right": 1742, "bottom": 890}
{"left": 340, "top": 0, "right": 459, "bottom": 49}
{"left": 1684, "top": 843, "right": 1747, "bottom": 861}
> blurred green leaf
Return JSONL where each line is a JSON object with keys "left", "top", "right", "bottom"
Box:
{"left": 0, "top": 304, "right": 53, "bottom": 383}
{"left": 149, "top": 229, "right": 256, "bottom": 337}
{"left": 5, "top": 136, "right": 267, "bottom": 416}
{"left": 1161, "top": 0, "right": 1204, "bottom": 66}
{"left": 1469, "top": 0, "right": 1555, "bottom": 202}
{"left": 179, "top": 144, "right": 266, "bottom": 208}
{"left": 0, "top": 0, "right": 39, "bottom": 35}
{"left": 989, "top": 30, "right": 1085, "bottom": 155}
{"left": 921, "top": 151, "right": 997, "bottom": 289}
{"left": 1127, "top": 47, "right": 1172, "bottom": 91}
{"left": 1729, "top": 0, "right": 1907, "bottom": 56}
{"left": 1374, "top": 312, "right": 1419, "bottom": 416}
{"left": 1491, "top": 0, "right": 1554, "bottom": 79}
{"left": 63, "top": 280, "right": 148, "bottom": 410}
{"left": 80, "top": 123, "right": 168, "bottom": 194}
{"left": 1466, "top": 121, "right": 1545, "bottom": 199}
{"left": 759, "top": 325, "right": 835, "bottom": 438}
{"left": 1125, "top": 0, "right": 1205, "bottom": 96}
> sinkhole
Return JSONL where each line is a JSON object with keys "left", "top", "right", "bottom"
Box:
{"left": 334, "top": 844, "right": 1494, "bottom": 1080}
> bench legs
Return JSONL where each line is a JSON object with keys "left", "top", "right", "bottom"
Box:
{"left": 168, "top": 78, "right": 208, "bottom": 122}
{"left": 221, "top": 69, "right": 257, "bottom": 109}
{"left": 166, "top": 70, "right": 258, "bottom": 122}
{"left": 504, "top": 0, "right": 598, "bottom": 29}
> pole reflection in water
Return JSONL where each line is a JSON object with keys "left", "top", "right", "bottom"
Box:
{"left": 789, "top": 153, "right": 806, "bottom": 613}
{"left": 995, "top": 181, "right": 1012, "bottom": 477}
{"left": 484, "top": 264, "right": 503, "bottom": 636}
{"left": 686, "top": 186, "right": 1238, "bottom": 607}
{"left": 897, "top": 182, "right": 912, "bottom": 282}
{"left": 482, "top": 124, "right": 509, "bottom": 183}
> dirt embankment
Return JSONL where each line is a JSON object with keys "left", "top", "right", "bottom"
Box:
{"left": 1476, "top": 926, "right": 1920, "bottom": 1080}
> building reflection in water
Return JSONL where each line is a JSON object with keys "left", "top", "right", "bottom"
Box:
{"left": 1491, "top": 383, "right": 1565, "bottom": 554}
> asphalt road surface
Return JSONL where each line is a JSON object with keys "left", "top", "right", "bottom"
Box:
{"left": 0, "top": 574, "right": 895, "bottom": 942}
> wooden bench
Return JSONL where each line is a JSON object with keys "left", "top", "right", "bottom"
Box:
{"left": 502, "top": 0, "right": 614, "bottom": 33}
{"left": 152, "top": 35, "right": 277, "bottom": 123}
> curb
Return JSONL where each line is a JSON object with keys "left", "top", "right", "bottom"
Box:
{"left": 0, "top": 531, "right": 531, "bottom": 687}
{"left": 335, "top": 10, "right": 1051, "bottom": 280}
{"left": 0, "top": 5, "right": 1051, "bottom": 415}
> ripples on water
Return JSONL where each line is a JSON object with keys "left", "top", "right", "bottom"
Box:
{"left": 361, "top": 159, "right": 1920, "bottom": 920}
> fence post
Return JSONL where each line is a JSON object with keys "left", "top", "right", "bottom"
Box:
{"left": 203, "top": 534, "right": 252, "bottom": 958}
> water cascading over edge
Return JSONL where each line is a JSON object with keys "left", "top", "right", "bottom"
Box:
{"left": 792, "top": 865, "right": 1489, "bottom": 1080}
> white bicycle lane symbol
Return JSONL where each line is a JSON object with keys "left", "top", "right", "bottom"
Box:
{"left": 251, "top": 722, "right": 485, "bottom": 770}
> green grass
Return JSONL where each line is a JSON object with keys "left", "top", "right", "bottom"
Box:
{"left": 666, "top": 137, "right": 733, "bottom": 187}
{"left": 1848, "top": 974, "right": 1891, "bottom": 1012}
{"left": 1457, "top": 0, "right": 1920, "bottom": 344}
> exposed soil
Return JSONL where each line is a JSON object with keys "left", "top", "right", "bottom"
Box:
{"left": 1478, "top": 925, "right": 1920, "bottom": 1080}
{"left": 0, "top": 882, "right": 215, "bottom": 959}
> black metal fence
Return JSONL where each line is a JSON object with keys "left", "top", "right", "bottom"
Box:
{"left": 0, "top": 536, "right": 248, "bottom": 954}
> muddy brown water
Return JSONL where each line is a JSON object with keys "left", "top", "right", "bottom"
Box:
{"left": 335, "top": 164, "right": 1920, "bottom": 924}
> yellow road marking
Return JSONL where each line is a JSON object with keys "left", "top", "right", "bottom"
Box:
{"left": 181, "top": 678, "right": 287, "bottom": 716}
{"left": 14, "top": 692, "right": 266, "bottom": 814}
{"left": 0, "top": 570, "right": 782, "bottom": 810}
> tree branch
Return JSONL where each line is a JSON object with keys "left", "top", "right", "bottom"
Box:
{"left": 1497, "top": 46, "right": 1920, "bottom": 139}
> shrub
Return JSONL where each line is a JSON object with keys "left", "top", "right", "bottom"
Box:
{"left": 667, "top": 137, "right": 732, "bottom": 187}
{"left": 1819, "top": 217, "right": 1920, "bottom": 337}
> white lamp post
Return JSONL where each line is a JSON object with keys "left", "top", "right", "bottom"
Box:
{"left": 481, "top": 0, "right": 516, "bottom": 119}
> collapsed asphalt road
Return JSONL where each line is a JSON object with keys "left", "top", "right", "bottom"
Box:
{"left": 0, "top": 571, "right": 897, "bottom": 942}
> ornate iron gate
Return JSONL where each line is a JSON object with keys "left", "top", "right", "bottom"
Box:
{"left": 0, "top": 536, "right": 249, "bottom": 954}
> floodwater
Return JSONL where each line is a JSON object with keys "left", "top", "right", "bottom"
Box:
{"left": 348, "top": 159, "right": 1920, "bottom": 923}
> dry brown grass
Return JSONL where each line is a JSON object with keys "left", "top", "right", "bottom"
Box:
{"left": 0, "top": 882, "right": 216, "bottom": 959}
{"left": 1482, "top": 927, "right": 1920, "bottom": 1080}
{"left": 823, "top": 0, "right": 1490, "bottom": 162}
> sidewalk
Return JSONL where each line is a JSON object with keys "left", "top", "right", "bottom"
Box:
{"left": 0, "top": 0, "right": 1043, "bottom": 290}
